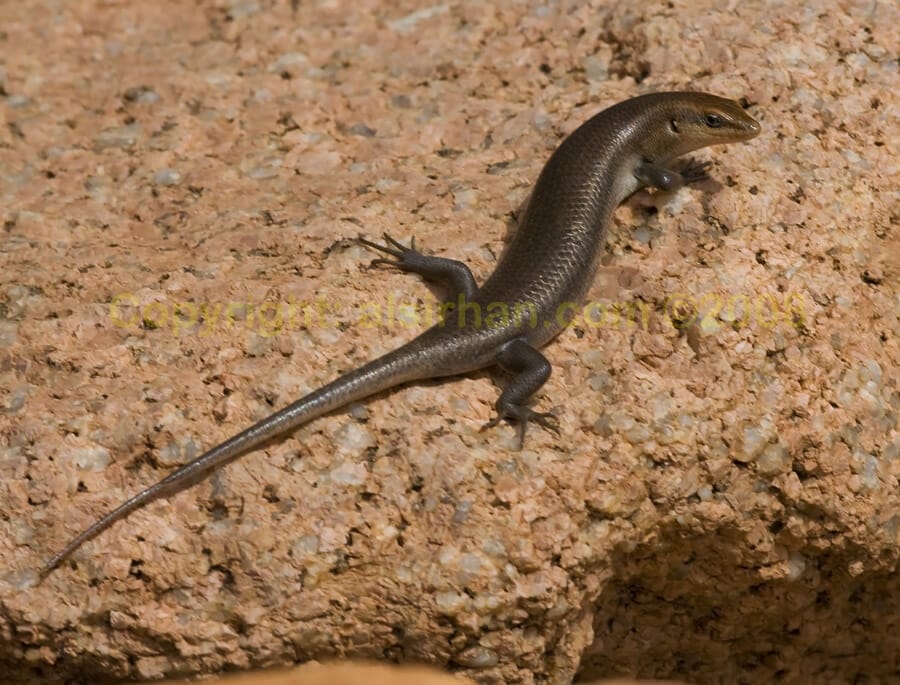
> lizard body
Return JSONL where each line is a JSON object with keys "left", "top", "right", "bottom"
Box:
{"left": 39, "top": 91, "right": 760, "bottom": 578}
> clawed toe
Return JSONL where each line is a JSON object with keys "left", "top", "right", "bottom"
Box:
{"left": 359, "top": 233, "right": 421, "bottom": 271}
{"left": 358, "top": 233, "right": 414, "bottom": 258}
{"left": 481, "top": 405, "right": 560, "bottom": 449}
{"left": 530, "top": 411, "right": 560, "bottom": 435}
{"left": 368, "top": 257, "right": 399, "bottom": 269}
{"left": 359, "top": 234, "right": 401, "bottom": 258}
{"left": 384, "top": 233, "right": 414, "bottom": 252}
{"left": 680, "top": 158, "right": 713, "bottom": 184}
{"left": 480, "top": 415, "right": 502, "bottom": 432}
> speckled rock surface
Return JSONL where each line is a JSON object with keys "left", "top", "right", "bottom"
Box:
{"left": 1, "top": 0, "right": 897, "bottom": 683}
{"left": 149, "top": 661, "right": 676, "bottom": 685}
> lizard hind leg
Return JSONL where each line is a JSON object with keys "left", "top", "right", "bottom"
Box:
{"left": 481, "top": 338, "right": 560, "bottom": 449}
{"left": 358, "top": 233, "right": 478, "bottom": 300}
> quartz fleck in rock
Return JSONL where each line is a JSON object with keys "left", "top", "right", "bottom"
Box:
{"left": 94, "top": 124, "right": 141, "bottom": 150}
{"left": 153, "top": 168, "right": 181, "bottom": 186}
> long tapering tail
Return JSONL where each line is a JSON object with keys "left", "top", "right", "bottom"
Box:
{"left": 38, "top": 338, "right": 435, "bottom": 578}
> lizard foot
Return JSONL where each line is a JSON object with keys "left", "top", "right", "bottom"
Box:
{"left": 481, "top": 403, "right": 560, "bottom": 450}
{"left": 358, "top": 233, "right": 419, "bottom": 270}
{"left": 677, "top": 157, "right": 713, "bottom": 185}
{"left": 357, "top": 233, "right": 479, "bottom": 300}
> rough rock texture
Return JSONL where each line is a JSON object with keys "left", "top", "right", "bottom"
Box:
{"left": 150, "top": 661, "right": 677, "bottom": 685}
{"left": 155, "top": 661, "right": 480, "bottom": 685}
{"left": 0, "top": 0, "right": 897, "bottom": 683}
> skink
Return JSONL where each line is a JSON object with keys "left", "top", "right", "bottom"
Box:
{"left": 39, "top": 91, "right": 760, "bottom": 577}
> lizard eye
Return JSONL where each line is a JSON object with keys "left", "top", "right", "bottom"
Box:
{"left": 704, "top": 113, "right": 724, "bottom": 128}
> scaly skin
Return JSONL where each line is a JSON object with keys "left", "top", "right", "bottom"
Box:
{"left": 38, "top": 92, "right": 760, "bottom": 579}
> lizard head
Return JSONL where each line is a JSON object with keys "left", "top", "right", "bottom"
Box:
{"left": 648, "top": 92, "right": 761, "bottom": 161}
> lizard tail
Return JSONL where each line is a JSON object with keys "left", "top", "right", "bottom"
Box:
{"left": 38, "top": 339, "right": 435, "bottom": 579}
